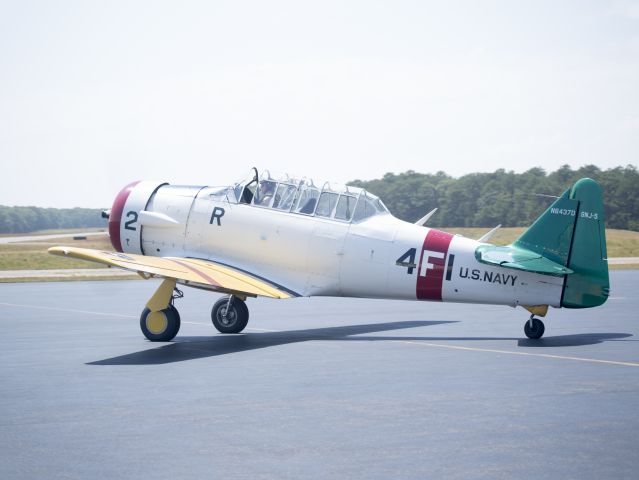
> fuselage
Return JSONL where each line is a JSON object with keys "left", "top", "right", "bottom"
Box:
{"left": 108, "top": 179, "right": 564, "bottom": 309}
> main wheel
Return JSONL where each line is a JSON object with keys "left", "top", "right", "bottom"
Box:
{"left": 524, "top": 317, "right": 545, "bottom": 339}
{"left": 212, "top": 296, "right": 249, "bottom": 333}
{"left": 140, "top": 304, "right": 181, "bottom": 341}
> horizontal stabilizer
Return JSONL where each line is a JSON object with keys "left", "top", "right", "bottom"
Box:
{"left": 476, "top": 244, "right": 573, "bottom": 276}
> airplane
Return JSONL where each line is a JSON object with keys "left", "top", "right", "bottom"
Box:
{"left": 49, "top": 168, "right": 609, "bottom": 342}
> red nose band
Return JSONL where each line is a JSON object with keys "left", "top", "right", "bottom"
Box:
{"left": 108, "top": 181, "right": 140, "bottom": 253}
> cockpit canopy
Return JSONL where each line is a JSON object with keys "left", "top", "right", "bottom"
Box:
{"left": 218, "top": 168, "right": 389, "bottom": 223}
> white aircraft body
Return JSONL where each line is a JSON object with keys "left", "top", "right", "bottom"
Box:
{"left": 50, "top": 168, "right": 609, "bottom": 341}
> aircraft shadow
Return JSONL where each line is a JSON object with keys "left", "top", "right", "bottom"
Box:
{"left": 88, "top": 322, "right": 632, "bottom": 366}
{"left": 516, "top": 332, "right": 633, "bottom": 347}
{"left": 347, "top": 332, "right": 633, "bottom": 348}
{"left": 88, "top": 320, "right": 455, "bottom": 365}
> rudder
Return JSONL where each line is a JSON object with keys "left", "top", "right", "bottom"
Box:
{"left": 561, "top": 178, "right": 609, "bottom": 308}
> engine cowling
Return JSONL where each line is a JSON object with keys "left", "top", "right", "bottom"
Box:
{"left": 108, "top": 180, "right": 167, "bottom": 253}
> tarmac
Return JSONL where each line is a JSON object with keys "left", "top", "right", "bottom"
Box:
{"left": 0, "top": 271, "right": 638, "bottom": 479}
{"left": 0, "top": 268, "right": 137, "bottom": 280}
{"left": 0, "top": 231, "right": 107, "bottom": 244}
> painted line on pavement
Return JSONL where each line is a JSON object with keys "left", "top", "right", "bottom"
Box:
{"left": 397, "top": 340, "right": 639, "bottom": 367}
{"left": 0, "top": 301, "right": 137, "bottom": 319}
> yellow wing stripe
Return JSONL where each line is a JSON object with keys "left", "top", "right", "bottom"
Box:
{"left": 47, "top": 247, "right": 292, "bottom": 299}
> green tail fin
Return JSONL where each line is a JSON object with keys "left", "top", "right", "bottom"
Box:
{"left": 513, "top": 178, "right": 609, "bottom": 308}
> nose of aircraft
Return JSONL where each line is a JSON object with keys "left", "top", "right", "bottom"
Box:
{"left": 108, "top": 181, "right": 140, "bottom": 252}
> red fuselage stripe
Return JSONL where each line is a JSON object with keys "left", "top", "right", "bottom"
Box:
{"left": 416, "top": 229, "right": 454, "bottom": 301}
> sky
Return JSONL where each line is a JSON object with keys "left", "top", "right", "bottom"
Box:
{"left": 1, "top": 0, "right": 638, "bottom": 208}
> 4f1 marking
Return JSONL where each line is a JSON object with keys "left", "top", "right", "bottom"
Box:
{"left": 419, "top": 249, "right": 444, "bottom": 277}
{"left": 396, "top": 248, "right": 453, "bottom": 279}
{"left": 396, "top": 248, "right": 417, "bottom": 274}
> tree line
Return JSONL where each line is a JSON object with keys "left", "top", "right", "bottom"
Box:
{"left": 1, "top": 164, "right": 637, "bottom": 233}
{"left": 0, "top": 206, "right": 106, "bottom": 234}
{"left": 349, "top": 164, "right": 639, "bottom": 231}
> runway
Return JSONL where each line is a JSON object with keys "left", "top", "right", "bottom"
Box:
{"left": 0, "top": 231, "right": 107, "bottom": 244}
{"left": 1, "top": 271, "right": 638, "bottom": 479}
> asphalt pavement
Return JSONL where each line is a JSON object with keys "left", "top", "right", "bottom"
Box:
{"left": 0, "top": 271, "right": 638, "bottom": 479}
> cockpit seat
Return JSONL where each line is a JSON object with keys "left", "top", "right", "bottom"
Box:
{"left": 299, "top": 198, "right": 317, "bottom": 214}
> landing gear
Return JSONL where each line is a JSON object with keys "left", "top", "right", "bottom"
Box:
{"left": 140, "top": 278, "right": 182, "bottom": 341}
{"left": 140, "top": 304, "right": 181, "bottom": 341}
{"left": 212, "top": 295, "right": 249, "bottom": 333}
{"left": 138, "top": 280, "right": 251, "bottom": 339}
{"left": 524, "top": 315, "right": 545, "bottom": 339}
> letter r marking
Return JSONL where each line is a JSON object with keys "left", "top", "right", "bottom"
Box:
{"left": 210, "top": 207, "right": 225, "bottom": 226}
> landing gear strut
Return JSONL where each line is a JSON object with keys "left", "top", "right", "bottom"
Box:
{"left": 524, "top": 315, "right": 545, "bottom": 339}
{"left": 212, "top": 295, "right": 249, "bottom": 333}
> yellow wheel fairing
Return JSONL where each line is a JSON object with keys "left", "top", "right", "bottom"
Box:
{"left": 140, "top": 305, "right": 181, "bottom": 342}
{"left": 146, "top": 310, "right": 169, "bottom": 334}
{"left": 523, "top": 305, "right": 549, "bottom": 317}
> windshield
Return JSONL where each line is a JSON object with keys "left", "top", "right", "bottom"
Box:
{"left": 235, "top": 168, "right": 259, "bottom": 204}
{"left": 231, "top": 168, "right": 389, "bottom": 222}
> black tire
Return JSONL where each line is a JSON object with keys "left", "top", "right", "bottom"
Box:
{"left": 524, "top": 317, "right": 545, "bottom": 339}
{"left": 140, "top": 304, "right": 181, "bottom": 341}
{"left": 211, "top": 296, "right": 249, "bottom": 333}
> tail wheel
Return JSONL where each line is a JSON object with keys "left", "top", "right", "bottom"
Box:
{"left": 524, "top": 316, "right": 545, "bottom": 339}
{"left": 140, "top": 305, "right": 181, "bottom": 341}
{"left": 212, "top": 296, "right": 249, "bottom": 333}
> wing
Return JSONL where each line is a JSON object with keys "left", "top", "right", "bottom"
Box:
{"left": 48, "top": 246, "right": 296, "bottom": 299}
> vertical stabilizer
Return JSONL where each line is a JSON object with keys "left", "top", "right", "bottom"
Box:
{"left": 513, "top": 190, "right": 577, "bottom": 267}
{"left": 512, "top": 178, "right": 609, "bottom": 308}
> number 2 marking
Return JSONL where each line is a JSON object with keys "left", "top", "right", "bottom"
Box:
{"left": 124, "top": 211, "right": 138, "bottom": 231}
